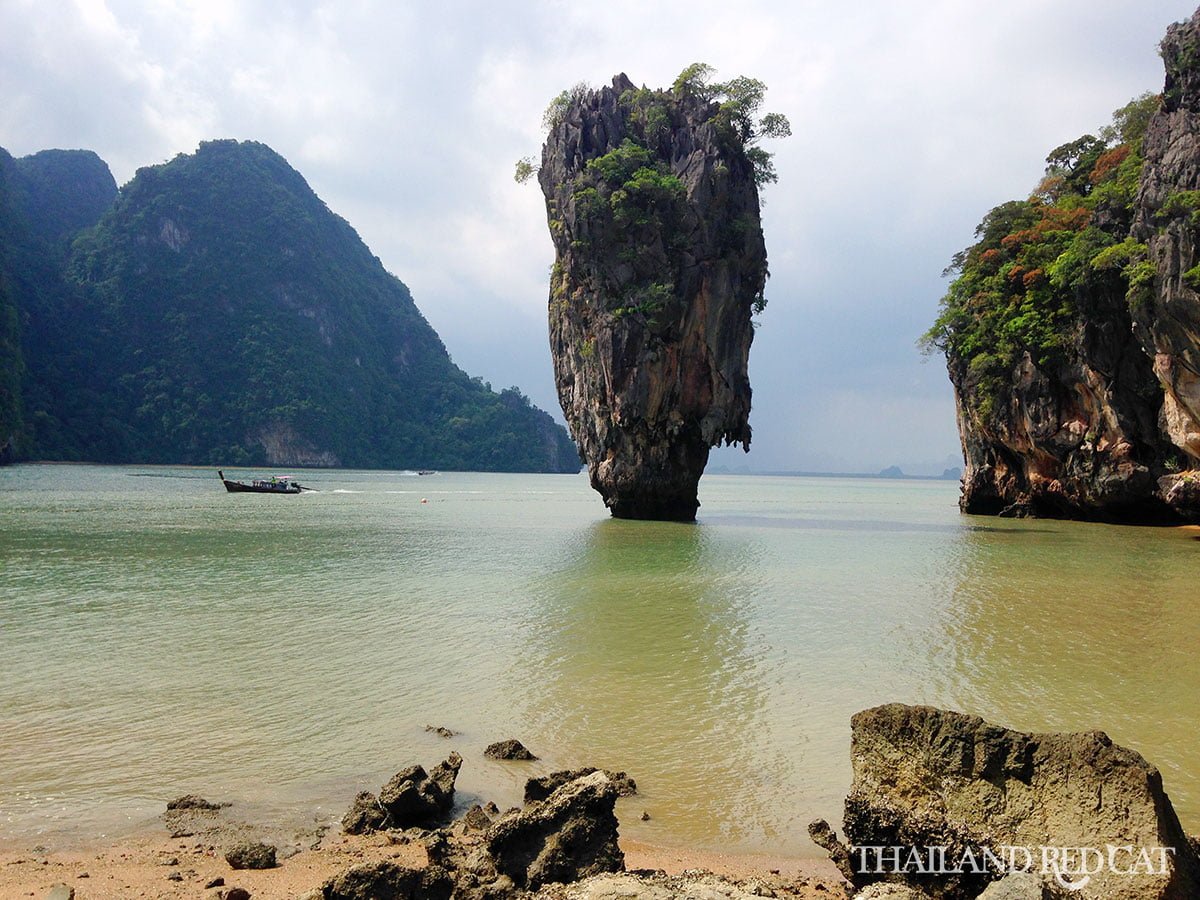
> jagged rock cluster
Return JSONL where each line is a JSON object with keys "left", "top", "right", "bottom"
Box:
{"left": 538, "top": 74, "right": 767, "bottom": 520}
{"left": 811, "top": 704, "right": 1200, "bottom": 900}
{"left": 938, "top": 9, "right": 1200, "bottom": 522}
{"left": 329, "top": 766, "right": 626, "bottom": 899}
{"left": 322, "top": 749, "right": 837, "bottom": 899}
{"left": 342, "top": 752, "right": 463, "bottom": 834}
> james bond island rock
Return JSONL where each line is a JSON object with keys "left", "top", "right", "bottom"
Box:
{"left": 810, "top": 704, "right": 1200, "bottom": 900}
{"left": 535, "top": 68, "right": 786, "bottom": 520}
{"left": 926, "top": 10, "right": 1200, "bottom": 523}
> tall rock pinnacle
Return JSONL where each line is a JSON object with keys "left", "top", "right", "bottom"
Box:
{"left": 538, "top": 73, "right": 770, "bottom": 520}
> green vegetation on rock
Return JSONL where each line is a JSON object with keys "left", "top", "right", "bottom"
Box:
{"left": 670, "top": 63, "right": 792, "bottom": 187}
{"left": 922, "top": 93, "right": 1159, "bottom": 423}
{"left": 519, "top": 63, "right": 790, "bottom": 189}
{"left": 0, "top": 147, "right": 118, "bottom": 462}
{"left": 521, "top": 66, "right": 786, "bottom": 326}
{"left": 571, "top": 138, "right": 688, "bottom": 324}
{"left": 0, "top": 151, "right": 26, "bottom": 461}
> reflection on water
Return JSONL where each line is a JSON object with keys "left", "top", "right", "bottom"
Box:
{"left": 516, "top": 519, "right": 791, "bottom": 845}
{"left": 1, "top": 466, "right": 1197, "bottom": 854}
{"left": 919, "top": 518, "right": 1200, "bottom": 823}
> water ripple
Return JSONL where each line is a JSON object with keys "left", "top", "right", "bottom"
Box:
{"left": 1, "top": 466, "right": 1198, "bottom": 851}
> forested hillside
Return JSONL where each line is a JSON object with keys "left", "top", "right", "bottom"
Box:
{"left": 0, "top": 140, "right": 578, "bottom": 472}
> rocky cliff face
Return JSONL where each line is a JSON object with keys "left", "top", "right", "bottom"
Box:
{"left": 538, "top": 74, "right": 767, "bottom": 520}
{"left": 1134, "top": 9, "right": 1200, "bottom": 511}
{"left": 934, "top": 9, "right": 1200, "bottom": 523}
{"left": 947, "top": 283, "right": 1170, "bottom": 522}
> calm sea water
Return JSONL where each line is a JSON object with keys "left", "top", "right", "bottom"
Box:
{"left": 1, "top": 464, "right": 1197, "bottom": 854}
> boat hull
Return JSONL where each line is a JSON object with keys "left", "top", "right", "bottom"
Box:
{"left": 218, "top": 470, "right": 306, "bottom": 493}
{"left": 221, "top": 480, "right": 301, "bottom": 494}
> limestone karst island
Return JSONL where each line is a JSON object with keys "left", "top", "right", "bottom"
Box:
{"left": 3, "top": 5, "right": 1200, "bottom": 900}
{"left": 529, "top": 68, "right": 786, "bottom": 521}
{"left": 926, "top": 12, "right": 1200, "bottom": 524}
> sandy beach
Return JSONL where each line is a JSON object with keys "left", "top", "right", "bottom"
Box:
{"left": 0, "top": 829, "right": 847, "bottom": 899}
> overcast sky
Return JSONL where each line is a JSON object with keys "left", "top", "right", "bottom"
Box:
{"left": 1, "top": 0, "right": 1194, "bottom": 473}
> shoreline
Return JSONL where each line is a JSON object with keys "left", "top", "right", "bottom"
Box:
{"left": 0, "top": 824, "right": 848, "bottom": 899}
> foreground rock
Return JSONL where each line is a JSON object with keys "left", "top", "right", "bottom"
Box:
{"left": 534, "top": 870, "right": 841, "bottom": 899}
{"left": 850, "top": 886, "right": 927, "bottom": 900}
{"left": 485, "top": 739, "right": 538, "bottom": 761}
{"left": 812, "top": 704, "right": 1200, "bottom": 899}
{"left": 538, "top": 72, "right": 770, "bottom": 520}
{"left": 225, "top": 840, "right": 277, "bottom": 870}
{"left": 488, "top": 770, "right": 624, "bottom": 890}
{"left": 974, "top": 873, "right": 1045, "bottom": 899}
{"left": 342, "top": 791, "right": 390, "bottom": 836}
{"left": 343, "top": 752, "right": 463, "bottom": 834}
{"left": 317, "top": 858, "right": 840, "bottom": 900}
{"left": 166, "top": 794, "right": 228, "bottom": 811}
{"left": 525, "top": 769, "right": 636, "bottom": 803}
{"left": 409, "top": 768, "right": 628, "bottom": 900}
{"left": 317, "top": 861, "right": 454, "bottom": 900}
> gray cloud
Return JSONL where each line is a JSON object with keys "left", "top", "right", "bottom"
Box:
{"left": 1, "top": 0, "right": 1193, "bottom": 472}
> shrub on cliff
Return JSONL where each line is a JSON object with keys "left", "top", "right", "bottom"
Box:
{"left": 922, "top": 93, "right": 1159, "bottom": 422}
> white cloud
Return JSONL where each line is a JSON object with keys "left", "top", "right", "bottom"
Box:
{"left": 1, "top": 0, "right": 1194, "bottom": 471}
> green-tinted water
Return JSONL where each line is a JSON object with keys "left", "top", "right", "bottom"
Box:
{"left": 1, "top": 464, "right": 1197, "bottom": 852}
